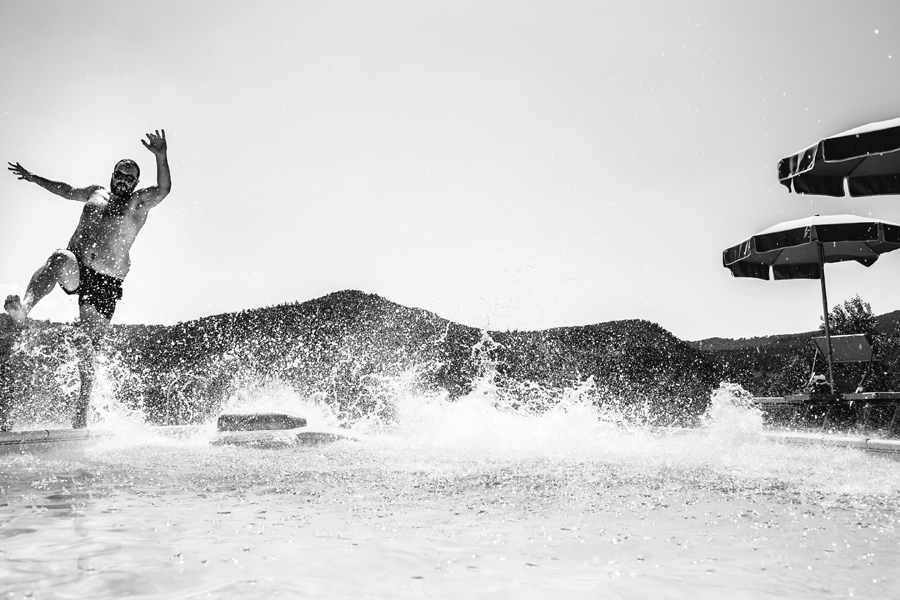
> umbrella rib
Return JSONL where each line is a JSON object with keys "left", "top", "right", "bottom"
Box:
{"left": 842, "top": 158, "right": 864, "bottom": 179}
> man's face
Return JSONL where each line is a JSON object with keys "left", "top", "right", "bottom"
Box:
{"left": 111, "top": 164, "right": 139, "bottom": 196}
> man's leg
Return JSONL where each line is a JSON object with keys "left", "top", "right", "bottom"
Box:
{"left": 71, "top": 304, "right": 109, "bottom": 429}
{"left": 0, "top": 313, "right": 17, "bottom": 430}
{"left": 0, "top": 354, "right": 11, "bottom": 431}
{"left": 4, "top": 249, "right": 80, "bottom": 325}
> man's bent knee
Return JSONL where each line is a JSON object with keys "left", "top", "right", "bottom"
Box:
{"left": 47, "top": 249, "right": 78, "bottom": 272}
{"left": 47, "top": 249, "right": 79, "bottom": 290}
{"left": 47, "top": 248, "right": 76, "bottom": 267}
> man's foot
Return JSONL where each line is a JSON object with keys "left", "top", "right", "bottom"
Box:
{"left": 4, "top": 295, "right": 27, "bottom": 326}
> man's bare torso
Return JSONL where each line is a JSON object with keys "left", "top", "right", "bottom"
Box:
{"left": 68, "top": 187, "right": 150, "bottom": 279}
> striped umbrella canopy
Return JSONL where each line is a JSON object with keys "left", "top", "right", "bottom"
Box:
{"left": 723, "top": 214, "right": 900, "bottom": 280}
{"left": 723, "top": 214, "right": 900, "bottom": 392}
{"left": 778, "top": 117, "right": 900, "bottom": 197}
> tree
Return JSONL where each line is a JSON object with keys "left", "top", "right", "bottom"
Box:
{"left": 820, "top": 294, "right": 882, "bottom": 347}
{"left": 819, "top": 295, "right": 900, "bottom": 394}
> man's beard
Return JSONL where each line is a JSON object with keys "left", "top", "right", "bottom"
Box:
{"left": 112, "top": 182, "right": 135, "bottom": 197}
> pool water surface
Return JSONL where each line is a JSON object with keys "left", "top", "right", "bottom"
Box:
{"left": 1, "top": 388, "right": 899, "bottom": 599}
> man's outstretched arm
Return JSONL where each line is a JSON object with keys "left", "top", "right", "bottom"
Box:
{"left": 7, "top": 162, "right": 99, "bottom": 202}
{"left": 135, "top": 129, "right": 171, "bottom": 209}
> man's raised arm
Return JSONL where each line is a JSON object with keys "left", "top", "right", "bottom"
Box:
{"left": 135, "top": 129, "right": 171, "bottom": 209}
{"left": 7, "top": 162, "right": 98, "bottom": 202}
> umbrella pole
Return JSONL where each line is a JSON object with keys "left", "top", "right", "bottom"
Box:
{"left": 818, "top": 242, "right": 836, "bottom": 393}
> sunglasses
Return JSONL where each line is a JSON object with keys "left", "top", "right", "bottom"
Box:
{"left": 113, "top": 172, "right": 138, "bottom": 183}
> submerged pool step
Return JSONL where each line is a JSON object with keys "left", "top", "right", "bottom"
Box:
{"left": 212, "top": 430, "right": 350, "bottom": 449}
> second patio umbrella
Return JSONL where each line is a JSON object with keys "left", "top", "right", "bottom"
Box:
{"left": 723, "top": 214, "right": 900, "bottom": 392}
{"left": 778, "top": 116, "right": 900, "bottom": 197}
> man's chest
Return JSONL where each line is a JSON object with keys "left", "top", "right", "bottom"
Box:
{"left": 81, "top": 195, "right": 145, "bottom": 232}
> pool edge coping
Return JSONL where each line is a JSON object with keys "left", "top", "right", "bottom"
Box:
{"left": 3, "top": 425, "right": 900, "bottom": 455}
{"left": 652, "top": 427, "right": 900, "bottom": 454}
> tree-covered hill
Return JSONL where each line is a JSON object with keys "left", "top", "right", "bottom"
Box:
{"left": 1, "top": 290, "right": 718, "bottom": 429}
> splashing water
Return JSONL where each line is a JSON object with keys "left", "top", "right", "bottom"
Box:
{"left": 88, "top": 352, "right": 149, "bottom": 428}
{"left": 701, "top": 381, "right": 764, "bottom": 443}
{"left": 134, "top": 362, "right": 896, "bottom": 499}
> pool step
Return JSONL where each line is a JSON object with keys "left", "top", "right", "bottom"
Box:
{"left": 216, "top": 413, "right": 307, "bottom": 432}
{"left": 212, "top": 412, "right": 353, "bottom": 447}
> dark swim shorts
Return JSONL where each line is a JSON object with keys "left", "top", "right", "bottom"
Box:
{"left": 60, "top": 263, "right": 124, "bottom": 321}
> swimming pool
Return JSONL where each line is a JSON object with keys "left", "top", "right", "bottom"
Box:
{"left": 2, "top": 383, "right": 899, "bottom": 599}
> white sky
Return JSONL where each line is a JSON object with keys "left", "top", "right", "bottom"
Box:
{"left": 2, "top": 0, "right": 900, "bottom": 341}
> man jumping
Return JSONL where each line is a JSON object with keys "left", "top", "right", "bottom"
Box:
{"left": 4, "top": 130, "right": 171, "bottom": 428}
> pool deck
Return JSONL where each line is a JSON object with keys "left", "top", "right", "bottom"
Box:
{"left": 2, "top": 425, "right": 899, "bottom": 456}
{"left": 752, "top": 393, "right": 900, "bottom": 434}
{"left": 0, "top": 428, "right": 115, "bottom": 454}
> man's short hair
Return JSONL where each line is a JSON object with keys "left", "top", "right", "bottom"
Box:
{"left": 115, "top": 159, "right": 140, "bottom": 179}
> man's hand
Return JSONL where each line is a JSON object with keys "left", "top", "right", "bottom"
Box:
{"left": 141, "top": 129, "right": 167, "bottom": 157}
{"left": 7, "top": 162, "right": 34, "bottom": 183}
{"left": 134, "top": 129, "right": 171, "bottom": 208}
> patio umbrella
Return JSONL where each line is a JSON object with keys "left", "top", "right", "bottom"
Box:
{"left": 723, "top": 214, "right": 900, "bottom": 392}
{"left": 778, "top": 116, "right": 900, "bottom": 197}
